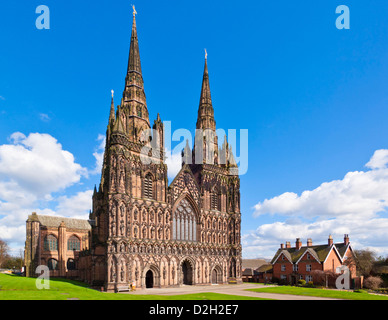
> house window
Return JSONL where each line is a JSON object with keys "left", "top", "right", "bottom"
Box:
{"left": 306, "top": 253, "right": 311, "bottom": 260}
{"left": 281, "top": 264, "right": 286, "bottom": 272}
{"left": 44, "top": 235, "right": 58, "bottom": 251}
{"left": 67, "top": 236, "right": 81, "bottom": 251}
{"left": 293, "top": 264, "right": 298, "bottom": 272}
{"left": 299, "top": 275, "right": 303, "bottom": 280}
{"left": 144, "top": 173, "right": 153, "bottom": 199}
{"left": 306, "top": 275, "right": 313, "bottom": 282}
{"left": 48, "top": 258, "right": 58, "bottom": 271}
{"left": 306, "top": 264, "right": 312, "bottom": 272}
{"left": 280, "top": 275, "right": 287, "bottom": 280}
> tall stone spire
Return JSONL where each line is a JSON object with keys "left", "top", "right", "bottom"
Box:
{"left": 194, "top": 53, "right": 218, "bottom": 164}
{"left": 196, "top": 53, "right": 216, "bottom": 131}
{"left": 122, "top": 7, "right": 151, "bottom": 139}
{"left": 127, "top": 7, "right": 142, "bottom": 75}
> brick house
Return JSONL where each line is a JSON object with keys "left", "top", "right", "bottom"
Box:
{"left": 271, "top": 235, "right": 356, "bottom": 286}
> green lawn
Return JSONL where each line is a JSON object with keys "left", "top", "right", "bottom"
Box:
{"left": 247, "top": 285, "right": 388, "bottom": 300}
{"left": 0, "top": 274, "right": 266, "bottom": 300}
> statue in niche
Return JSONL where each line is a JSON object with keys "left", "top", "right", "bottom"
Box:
{"left": 111, "top": 221, "right": 116, "bottom": 236}
{"left": 135, "top": 267, "right": 139, "bottom": 280}
{"left": 172, "top": 266, "right": 175, "bottom": 281}
{"left": 120, "top": 205, "right": 125, "bottom": 217}
{"left": 120, "top": 221, "right": 125, "bottom": 236}
{"left": 121, "top": 266, "right": 125, "bottom": 282}
{"left": 134, "top": 227, "right": 138, "bottom": 238}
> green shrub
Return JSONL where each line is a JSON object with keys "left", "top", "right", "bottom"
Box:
{"left": 307, "top": 281, "right": 314, "bottom": 287}
{"left": 297, "top": 279, "right": 306, "bottom": 286}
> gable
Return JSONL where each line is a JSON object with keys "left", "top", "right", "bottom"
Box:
{"left": 169, "top": 165, "right": 201, "bottom": 207}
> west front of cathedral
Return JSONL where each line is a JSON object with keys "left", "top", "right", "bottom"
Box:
{"left": 24, "top": 12, "right": 242, "bottom": 292}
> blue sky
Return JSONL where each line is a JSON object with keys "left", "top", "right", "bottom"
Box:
{"left": 1, "top": 0, "right": 388, "bottom": 259}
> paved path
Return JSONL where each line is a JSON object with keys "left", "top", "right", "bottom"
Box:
{"left": 122, "top": 283, "right": 341, "bottom": 300}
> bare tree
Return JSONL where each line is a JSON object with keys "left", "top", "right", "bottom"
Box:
{"left": 353, "top": 249, "right": 377, "bottom": 277}
{"left": 0, "top": 239, "right": 10, "bottom": 268}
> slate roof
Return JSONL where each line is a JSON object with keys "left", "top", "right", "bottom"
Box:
{"left": 27, "top": 212, "right": 91, "bottom": 231}
{"left": 242, "top": 259, "right": 268, "bottom": 269}
{"left": 271, "top": 243, "right": 350, "bottom": 265}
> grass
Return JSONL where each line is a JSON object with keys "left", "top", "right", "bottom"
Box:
{"left": 247, "top": 285, "right": 388, "bottom": 300}
{"left": 0, "top": 274, "right": 267, "bottom": 300}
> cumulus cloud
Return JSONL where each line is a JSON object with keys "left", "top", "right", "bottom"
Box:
{"left": 246, "top": 149, "right": 388, "bottom": 259}
{"left": 0, "top": 132, "right": 91, "bottom": 253}
{"left": 55, "top": 190, "right": 93, "bottom": 219}
{"left": 0, "top": 132, "right": 87, "bottom": 197}
{"left": 254, "top": 150, "right": 388, "bottom": 220}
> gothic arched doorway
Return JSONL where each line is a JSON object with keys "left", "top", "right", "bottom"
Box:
{"left": 182, "top": 260, "right": 193, "bottom": 285}
{"left": 146, "top": 270, "right": 154, "bottom": 288}
{"left": 212, "top": 269, "right": 217, "bottom": 284}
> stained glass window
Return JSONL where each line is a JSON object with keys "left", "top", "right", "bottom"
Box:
{"left": 173, "top": 199, "right": 197, "bottom": 242}
{"left": 44, "top": 235, "right": 58, "bottom": 251}
{"left": 67, "top": 236, "right": 81, "bottom": 251}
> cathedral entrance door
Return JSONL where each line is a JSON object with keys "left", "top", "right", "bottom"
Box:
{"left": 212, "top": 269, "right": 217, "bottom": 284}
{"left": 146, "top": 270, "right": 154, "bottom": 288}
{"left": 182, "top": 261, "right": 193, "bottom": 285}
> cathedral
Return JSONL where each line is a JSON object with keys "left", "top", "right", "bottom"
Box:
{"left": 25, "top": 10, "right": 242, "bottom": 292}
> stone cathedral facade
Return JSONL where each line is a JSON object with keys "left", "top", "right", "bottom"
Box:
{"left": 77, "top": 13, "right": 241, "bottom": 291}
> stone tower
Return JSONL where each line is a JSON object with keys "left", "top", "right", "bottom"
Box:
{"left": 78, "top": 11, "right": 242, "bottom": 292}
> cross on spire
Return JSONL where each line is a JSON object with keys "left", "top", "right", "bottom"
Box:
{"left": 132, "top": 4, "right": 137, "bottom": 17}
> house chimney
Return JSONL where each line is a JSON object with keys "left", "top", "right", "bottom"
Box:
{"left": 285, "top": 241, "right": 291, "bottom": 249}
{"left": 328, "top": 235, "right": 333, "bottom": 246}
{"left": 280, "top": 243, "right": 284, "bottom": 249}
{"left": 344, "top": 234, "right": 349, "bottom": 245}
{"left": 296, "top": 238, "right": 302, "bottom": 250}
{"left": 307, "top": 238, "right": 312, "bottom": 247}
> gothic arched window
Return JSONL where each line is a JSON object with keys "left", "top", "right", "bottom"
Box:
{"left": 67, "top": 236, "right": 81, "bottom": 251}
{"left": 144, "top": 173, "right": 153, "bottom": 199}
{"left": 48, "top": 258, "right": 58, "bottom": 270}
{"left": 173, "top": 198, "right": 197, "bottom": 242}
{"left": 44, "top": 235, "right": 58, "bottom": 251}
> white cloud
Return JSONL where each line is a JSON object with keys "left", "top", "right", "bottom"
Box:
{"left": 39, "top": 113, "right": 51, "bottom": 122}
{"left": 246, "top": 149, "right": 388, "bottom": 259}
{"left": 56, "top": 190, "right": 93, "bottom": 219}
{"left": 254, "top": 150, "right": 388, "bottom": 220}
{"left": 0, "top": 132, "right": 90, "bottom": 254}
{"left": 0, "top": 132, "right": 87, "bottom": 197}
{"left": 165, "top": 148, "right": 182, "bottom": 180}
{"left": 90, "top": 134, "right": 105, "bottom": 175}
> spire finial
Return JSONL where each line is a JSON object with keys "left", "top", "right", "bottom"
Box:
{"left": 205, "top": 48, "right": 208, "bottom": 60}
{"left": 132, "top": 4, "right": 137, "bottom": 17}
{"left": 111, "top": 89, "right": 114, "bottom": 98}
